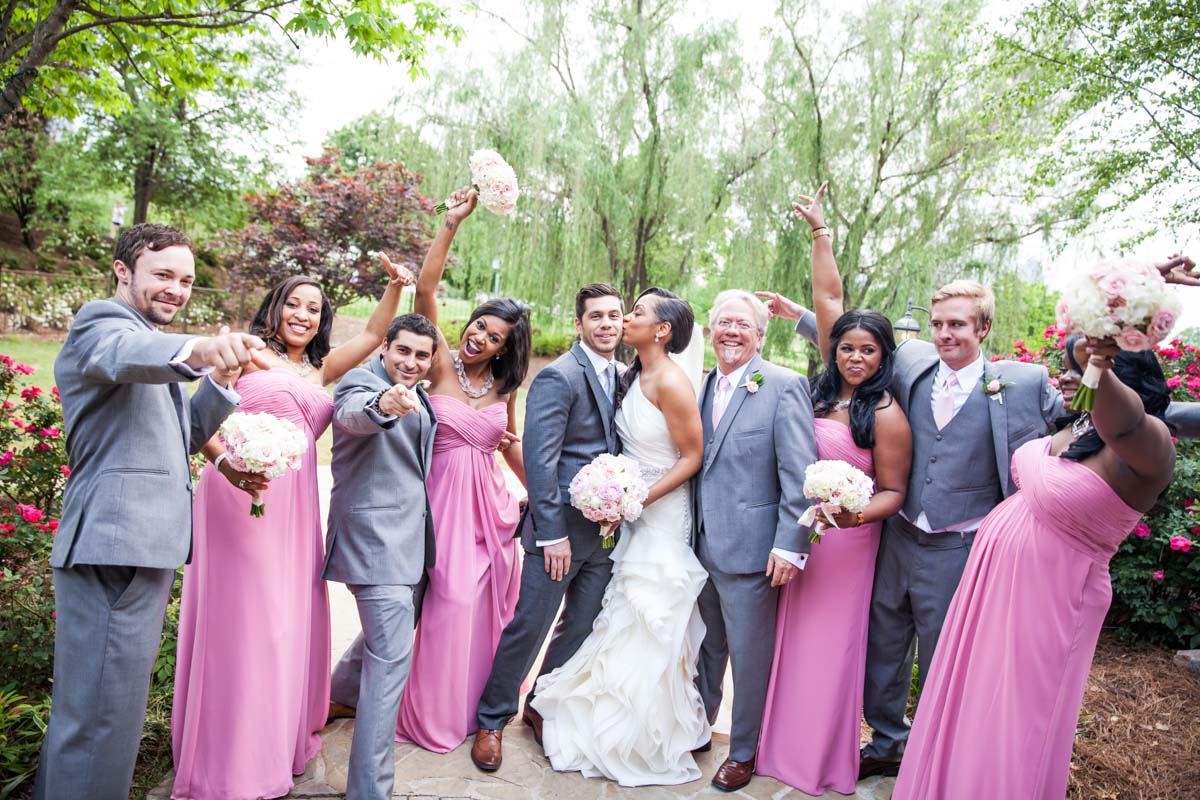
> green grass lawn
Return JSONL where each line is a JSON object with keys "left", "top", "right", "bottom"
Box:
{"left": 1, "top": 335, "right": 61, "bottom": 389}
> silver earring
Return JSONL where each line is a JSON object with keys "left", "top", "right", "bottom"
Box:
{"left": 654, "top": 333, "right": 662, "bottom": 342}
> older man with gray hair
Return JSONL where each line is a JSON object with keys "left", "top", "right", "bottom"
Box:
{"left": 692, "top": 289, "right": 818, "bottom": 792}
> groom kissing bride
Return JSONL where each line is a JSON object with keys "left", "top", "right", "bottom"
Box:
{"left": 472, "top": 285, "right": 817, "bottom": 791}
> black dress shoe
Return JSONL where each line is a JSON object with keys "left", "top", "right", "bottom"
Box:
{"left": 858, "top": 754, "right": 901, "bottom": 779}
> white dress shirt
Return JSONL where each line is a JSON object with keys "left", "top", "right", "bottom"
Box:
{"left": 536, "top": 341, "right": 616, "bottom": 548}
{"left": 172, "top": 338, "right": 241, "bottom": 403}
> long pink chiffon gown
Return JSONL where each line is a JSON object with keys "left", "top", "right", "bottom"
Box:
{"left": 172, "top": 369, "right": 333, "bottom": 800}
{"left": 892, "top": 437, "right": 1145, "bottom": 800}
{"left": 395, "top": 394, "right": 521, "bottom": 752}
{"left": 757, "top": 417, "right": 882, "bottom": 795}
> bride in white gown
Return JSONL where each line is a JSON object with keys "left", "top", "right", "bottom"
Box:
{"left": 531, "top": 288, "right": 710, "bottom": 787}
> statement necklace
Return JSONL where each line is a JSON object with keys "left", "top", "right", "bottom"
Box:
{"left": 453, "top": 352, "right": 494, "bottom": 398}
{"left": 1071, "top": 412, "right": 1094, "bottom": 440}
{"left": 832, "top": 398, "right": 852, "bottom": 412}
{"left": 276, "top": 348, "right": 314, "bottom": 377}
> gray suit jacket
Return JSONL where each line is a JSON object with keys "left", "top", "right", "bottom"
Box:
{"left": 519, "top": 342, "right": 618, "bottom": 558}
{"left": 322, "top": 356, "right": 437, "bottom": 586}
{"left": 693, "top": 354, "right": 818, "bottom": 574}
{"left": 52, "top": 298, "right": 237, "bottom": 569}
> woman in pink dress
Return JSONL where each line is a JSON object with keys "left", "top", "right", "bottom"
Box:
{"left": 755, "top": 182, "right": 912, "bottom": 795}
{"left": 172, "top": 261, "right": 411, "bottom": 800}
{"left": 392, "top": 187, "right": 530, "bottom": 752}
{"left": 892, "top": 337, "right": 1177, "bottom": 800}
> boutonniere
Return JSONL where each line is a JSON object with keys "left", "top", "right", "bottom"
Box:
{"left": 419, "top": 380, "right": 431, "bottom": 391}
{"left": 742, "top": 372, "right": 764, "bottom": 394}
{"left": 981, "top": 376, "right": 1014, "bottom": 403}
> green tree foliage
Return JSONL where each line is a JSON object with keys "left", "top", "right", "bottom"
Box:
{"left": 0, "top": 0, "right": 460, "bottom": 120}
{"left": 0, "top": 107, "right": 48, "bottom": 248}
{"left": 989, "top": 0, "right": 1200, "bottom": 230}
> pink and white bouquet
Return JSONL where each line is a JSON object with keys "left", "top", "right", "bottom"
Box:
{"left": 797, "top": 459, "right": 874, "bottom": 543}
{"left": 568, "top": 453, "right": 649, "bottom": 548}
{"left": 1056, "top": 259, "right": 1181, "bottom": 410}
{"left": 217, "top": 411, "right": 309, "bottom": 517}
{"left": 434, "top": 149, "right": 519, "bottom": 216}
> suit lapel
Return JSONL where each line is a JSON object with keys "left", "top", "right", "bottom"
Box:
{"left": 705, "top": 354, "right": 761, "bottom": 470}
{"left": 574, "top": 343, "right": 615, "bottom": 449}
{"left": 904, "top": 351, "right": 940, "bottom": 411}
{"left": 982, "top": 362, "right": 1010, "bottom": 491}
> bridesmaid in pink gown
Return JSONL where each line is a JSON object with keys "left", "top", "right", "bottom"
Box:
{"left": 393, "top": 187, "right": 530, "bottom": 752}
{"left": 893, "top": 340, "right": 1177, "bottom": 800}
{"left": 756, "top": 182, "right": 912, "bottom": 795}
{"left": 172, "top": 264, "right": 410, "bottom": 800}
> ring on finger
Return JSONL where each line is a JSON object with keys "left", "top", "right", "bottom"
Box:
{"left": 238, "top": 479, "right": 246, "bottom": 488}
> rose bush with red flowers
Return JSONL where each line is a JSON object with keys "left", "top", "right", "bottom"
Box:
{"left": 996, "top": 329, "right": 1200, "bottom": 648}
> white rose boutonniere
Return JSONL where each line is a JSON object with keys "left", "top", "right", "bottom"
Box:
{"left": 742, "top": 372, "right": 764, "bottom": 394}
{"left": 981, "top": 377, "right": 1014, "bottom": 404}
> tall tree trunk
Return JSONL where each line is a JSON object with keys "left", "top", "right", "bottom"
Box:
{"left": 0, "top": 1, "right": 81, "bottom": 119}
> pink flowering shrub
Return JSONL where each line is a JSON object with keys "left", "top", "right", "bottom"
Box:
{"left": 996, "top": 329, "right": 1200, "bottom": 648}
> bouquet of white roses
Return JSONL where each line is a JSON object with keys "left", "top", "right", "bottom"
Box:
{"left": 568, "top": 453, "right": 649, "bottom": 548}
{"left": 797, "top": 459, "right": 874, "bottom": 543}
{"left": 434, "top": 149, "right": 519, "bottom": 216}
{"left": 218, "top": 411, "right": 309, "bottom": 517}
{"left": 1056, "top": 259, "right": 1181, "bottom": 411}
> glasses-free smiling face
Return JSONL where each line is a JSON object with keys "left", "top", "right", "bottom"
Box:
{"left": 114, "top": 245, "right": 196, "bottom": 326}
{"left": 835, "top": 327, "right": 884, "bottom": 387}
{"left": 929, "top": 296, "right": 990, "bottom": 371}
{"left": 710, "top": 301, "right": 763, "bottom": 373}
{"left": 278, "top": 284, "right": 324, "bottom": 351}
{"left": 382, "top": 330, "right": 436, "bottom": 388}
{"left": 1059, "top": 349, "right": 1082, "bottom": 405}
{"left": 459, "top": 315, "right": 511, "bottom": 363}
{"left": 576, "top": 295, "right": 624, "bottom": 356}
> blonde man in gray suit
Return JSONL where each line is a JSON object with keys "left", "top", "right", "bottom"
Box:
{"left": 35, "top": 223, "right": 269, "bottom": 800}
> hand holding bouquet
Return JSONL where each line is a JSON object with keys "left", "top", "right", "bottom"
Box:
{"left": 218, "top": 412, "right": 309, "bottom": 517}
{"left": 797, "top": 459, "right": 874, "bottom": 543}
{"left": 1056, "top": 259, "right": 1181, "bottom": 410}
{"left": 568, "top": 454, "right": 649, "bottom": 548}
{"left": 434, "top": 149, "right": 519, "bottom": 216}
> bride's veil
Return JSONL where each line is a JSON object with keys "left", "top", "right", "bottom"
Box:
{"left": 668, "top": 321, "right": 705, "bottom": 397}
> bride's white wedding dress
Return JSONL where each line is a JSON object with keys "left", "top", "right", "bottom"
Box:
{"left": 531, "top": 377, "right": 711, "bottom": 787}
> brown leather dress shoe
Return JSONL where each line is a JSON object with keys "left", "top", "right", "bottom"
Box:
{"left": 711, "top": 757, "right": 755, "bottom": 792}
{"left": 522, "top": 706, "right": 544, "bottom": 746}
{"left": 858, "top": 754, "right": 901, "bottom": 779}
{"left": 471, "top": 728, "right": 504, "bottom": 772}
{"left": 326, "top": 702, "right": 356, "bottom": 725}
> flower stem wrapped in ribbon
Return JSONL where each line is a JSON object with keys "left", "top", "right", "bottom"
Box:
{"left": 568, "top": 453, "right": 649, "bottom": 548}
{"left": 797, "top": 459, "right": 874, "bottom": 543}
{"left": 433, "top": 149, "right": 519, "bottom": 216}
{"left": 217, "top": 412, "right": 309, "bottom": 517}
{"left": 1056, "top": 259, "right": 1181, "bottom": 411}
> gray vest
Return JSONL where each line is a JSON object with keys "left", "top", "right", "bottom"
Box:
{"left": 903, "top": 369, "right": 1003, "bottom": 530}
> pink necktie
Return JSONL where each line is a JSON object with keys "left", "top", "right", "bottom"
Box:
{"left": 712, "top": 375, "right": 732, "bottom": 428}
{"left": 934, "top": 372, "right": 958, "bottom": 430}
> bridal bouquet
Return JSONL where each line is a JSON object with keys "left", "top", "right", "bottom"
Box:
{"left": 433, "top": 149, "right": 520, "bottom": 216}
{"left": 797, "top": 460, "right": 874, "bottom": 543}
{"left": 1056, "top": 259, "right": 1181, "bottom": 411}
{"left": 218, "top": 412, "right": 309, "bottom": 517}
{"left": 569, "top": 454, "right": 649, "bottom": 548}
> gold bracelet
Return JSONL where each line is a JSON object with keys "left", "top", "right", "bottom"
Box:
{"left": 812, "top": 227, "right": 831, "bottom": 240}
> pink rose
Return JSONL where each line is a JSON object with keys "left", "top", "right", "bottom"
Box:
{"left": 987, "top": 379, "right": 1001, "bottom": 393}
{"left": 17, "top": 503, "right": 43, "bottom": 523}
{"left": 1153, "top": 570, "right": 1164, "bottom": 581}
{"left": 14, "top": 364, "right": 33, "bottom": 375}
{"left": 0, "top": 451, "right": 12, "bottom": 467}
{"left": 1099, "top": 275, "right": 1129, "bottom": 299}
{"left": 1048, "top": 377, "right": 1060, "bottom": 388}
{"left": 1132, "top": 523, "right": 1151, "bottom": 538}
{"left": 1169, "top": 536, "right": 1192, "bottom": 552}
{"left": 1149, "top": 309, "right": 1177, "bottom": 342}
{"left": 60, "top": 465, "right": 70, "bottom": 477}
{"left": 1167, "top": 376, "right": 1183, "bottom": 389}
{"left": 1055, "top": 300, "right": 1072, "bottom": 331}
{"left": 1117, "top": 327, "right": 1150, "bottom": 351}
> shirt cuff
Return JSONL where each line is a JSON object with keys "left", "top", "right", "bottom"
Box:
{"left": 206, "top": 374, "right": 241, "bottom": 403}
{"left": 170, "top": 338, "right": 211, "bottom": 378}
{"left": 771, "top": 547, "right": 808, "bottom": 570}
{"left": 536, "top": 536, "right": 569, "bottom": 547}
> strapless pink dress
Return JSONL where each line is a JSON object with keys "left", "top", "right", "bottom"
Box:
{"left": 893, "top": 437, "right": 1145, "bottom": 800}
{"left": 394, "top": 394, "right": 521, "bottom": 752}
{"left": 172, "top": 369, "right": 334, "bottom": 800}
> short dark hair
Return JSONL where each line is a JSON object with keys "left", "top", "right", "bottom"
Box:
{"left": 386, "top": 313, "right": 439, "bottom": 351}
{"left": 249, "top": 276, "right": 334, "bottom": 368}
{"left": 114, "top": 223, "right": 192, "bottom": 271}
{"left": 463, "top": 298, "right": 531, "bottom": 395}
{"left": 575, "top": 283, "right": 622, "bottom": 321}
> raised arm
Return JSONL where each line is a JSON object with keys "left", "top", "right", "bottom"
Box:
{"left": 321, "top": 257, "right": 413, "bottom": 384}
{"left": 414, "top": 186, "right": 477, "bottom": 382}
{"left": 792, "top": 181, "right": 842, "bottom": 361}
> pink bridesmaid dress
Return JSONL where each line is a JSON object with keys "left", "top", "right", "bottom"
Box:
{"left": 756, "top": 417, "right": 882, "bottom": 795}
{"left": 172, "top": 369, "right": 334, "bottom": 800}
{"left": 395, "top": 394, "right": 521, "bottom": 752}
{"left": 892, "top": 437, "right": 1145, "bottom": 800}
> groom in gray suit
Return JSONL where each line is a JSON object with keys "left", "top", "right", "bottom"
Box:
{"left": 35, "top": 223, "right": 268, "bottom": 800}
{"left": 471, "top": 283, "right": 625, "bottom": 771}
{"left": 694, "top": 290, "right": 818, "bottom": 792}
{"left": 322, "top": 313, "right": 439, "bottom": 800}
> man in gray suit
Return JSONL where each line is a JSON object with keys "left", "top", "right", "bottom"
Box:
{"left": 35, "top": 223, "right": 269, "bottom": 800}
{"left": 322, "top": 313, "right": 439, "bottom": 800}
{"left": 693, "top": 289, "right": 818, "bottom": 792}
{"left": 471, "top": 283, "right": 625, "bottom": 771}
